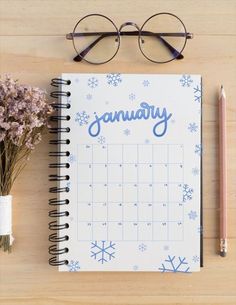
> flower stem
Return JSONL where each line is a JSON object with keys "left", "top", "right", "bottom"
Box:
{"left": 0, "top": 235, "right": 11, "bottom": 252}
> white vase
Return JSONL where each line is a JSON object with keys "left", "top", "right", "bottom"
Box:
{"left": 0, "top": 195, "right": 14, "bottom": 245}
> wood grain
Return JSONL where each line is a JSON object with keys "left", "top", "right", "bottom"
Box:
{"left": 0, "top": 0, "right": 235, "bottom": 304}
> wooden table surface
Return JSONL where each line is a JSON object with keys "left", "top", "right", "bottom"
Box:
{"left": 0, "top": 0, "right": 236, "bottom": 304}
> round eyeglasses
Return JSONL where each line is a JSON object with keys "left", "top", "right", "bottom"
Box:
{"left": 66, "top": 13, "right": 193, "bottom": 64}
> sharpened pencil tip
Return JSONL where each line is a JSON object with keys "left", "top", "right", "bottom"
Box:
{"left": 220, "top": 85, "right": 226, "bottom": 99}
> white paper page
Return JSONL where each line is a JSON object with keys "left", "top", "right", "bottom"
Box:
{"left": 58, "top": 73, "right": 202, "bottom": 272}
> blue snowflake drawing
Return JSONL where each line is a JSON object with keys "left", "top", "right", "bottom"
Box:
{"left": 183, "top": 184, "right": 193, "bottom": 202}
{"left": 133, "top": 265, "right": 139, "bottom": 271}
{"left": 97, "top": 135, "right": 106, "bottom": 145}
{"left": 106, "top": 73, "right": 122, "bottom": 86}
{"left": 194, "top": 85, "right": 202, "bottom": 103}
{"left": 192, "top": 255, "right": 200, "bottom": 263}
{"left": 138, "top": 243, "right": 147, "bottom": 252}
{"left": 68, "top": 154, "right": 76, "bottom": 163}
{"left": 88, "top": 77, "right": 98, "bottom": 88}
{"left": 192, "top": 167, "right": 199, "bottom": 176}
{"left": 129, "top": 93, "right": 136, "bottom": 101}
{"left": 67, "top": 260, "right": 80, "bottom": 272}
{"left": 163, "top": 245, "right": 169, "bottom": 251}
{"left": 123, "top": 128, "right": 131, "bottom": 136}
{"left": 86, "top": 93, "right": 92, "bottom": 100}
{"left": 188, "top": 122, "right": 198, "bottom": 132}
{"left": 158, "top": 255, "right": 190, "bottom": 273}
{"left": 180, "top": 75, "right": 193, "bottom": 87}
{"left": 188, "top": 210, "right": 198, "bottom": 220}
{"left": 142, "top": 80, "right": 150, "bottom": 87}
{"left": 195, "top": 144, "right": 202, "bottom": 156}
{"left": 91, "top": 241, "right": 115, "bottom": 264}
{"left": 75, "top": 111, "right": 90, "bottom": 126}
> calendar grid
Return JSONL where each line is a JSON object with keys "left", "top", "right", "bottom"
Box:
{"left": 136, "top": 144, "right": 139, "bottom": 241}
{"left": 167, "top": 144, "right": 169, "bottom": 240}
{"left": 76, "top": 144, "right": 184, "bottom": 242}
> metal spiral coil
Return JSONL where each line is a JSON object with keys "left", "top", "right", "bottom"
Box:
{"left": 48, "top": 77, "right": 71, "bottom": 266}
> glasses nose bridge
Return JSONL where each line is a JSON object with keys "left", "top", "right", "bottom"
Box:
{"left": 118, "top": 21, "right": 141, "bottom": 33}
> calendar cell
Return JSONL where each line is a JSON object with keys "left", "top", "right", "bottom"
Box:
{"left": 77, "top": 144, "right": 92, "bottom": 163}
{"left": 153, "top": 222, "right": 168, "bottom": 240}
{"left": 93, "top": 145, "right": 107, "bottom": 163}
{"left": 123, "top": 164, "right": 137, "bottom": 183}
{"left": 123, "top": 203, "right": 138, "bottom": 221}
{"left": 108, "top": 183, "right": 122, "bottom": 202}
{"left": 138, "top": 222, "right": 152, "bottom": 240}
{"left": 153, "top": 145, "right": 168, "bottom": 163}
{"left": 108, "top": 202, "right": 123, "bottom": 221}
{"left": 77, "top": 222, "right": 92, "bottom": 240}
{"left": 138, "top": 144, "right": 152, "bottom": 163}
{"left": 123, "top": 222, "right": 138, "bottom": 240}
{"left": 77, "top": 203, "right": 92, "bottom": 221}
{"left": 107, "top": 222, "right": 123, "bottom": 240}
{"left": 92, "top": 221, "right": 108, "bottom": 240}
{"left": 168, "top": 144, "right": 183, "bottom": 163}
{"left": 93, "top": 164, "right": 107, "bottom": 183}
{"left": 123, "top": 145, "right": 137, "bottom": 163}
{"left": 168, "top": 221, "right": 183, "bottom": 240}
{"left": 78, "top": 183, "right": 92, "bottom": 202}
{"left": 77, "top": 164, "right": 92, "bottom": 182}
{"left": 93, "top": 202, "right": 107, "bottom": 221}
{"left": 139, "top": 164, "right": 152, "bottom": 183}
{"left": 108, "top": 164, "right": 122, "bottom": 183}
{"left": 168, "top": 163, "right": 183, "bottom": 182}
{"left": 93, "top": 183, "right": 107, "bottom": 202}
{"left": 108, "top": 145, "right": 123, "bottom": 163}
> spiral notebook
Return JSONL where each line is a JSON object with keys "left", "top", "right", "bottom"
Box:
{"left": 49, "top": 73, "right": 203, "bottom": 272}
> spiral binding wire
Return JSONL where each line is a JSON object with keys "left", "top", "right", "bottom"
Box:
{"left": 49, "top": 78, "right": 71, "bottom": 266}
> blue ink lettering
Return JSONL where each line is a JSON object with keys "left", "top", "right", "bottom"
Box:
{"left": 88, "top": 102, "right": 172, "bottom": 137}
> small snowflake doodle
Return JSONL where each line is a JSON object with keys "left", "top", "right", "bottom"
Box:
{"left": 129, "top": 93, "right": 136, "bottom": 101}
{"left": 67, "top": 260, "right": 80, "bottom": 272}
{"left": 192, "top": 167, "right": 199, "bottom": 176}
{"left": 195, "top": 144, "right": 202, "bottom": 156}
{"left": 163, "top": 245, "right": 169, "bottom": 251}
{"left": 68, "top": 154, "right": 76, "bottom": 163}
{"left": 188, "top": 122, "right": 198, "bottom": 132}
{"left": 188, "top": 210, "right": 198, "bottom": 220}
{"left": 183, "top": 184, "right": 193, "bottom": 202}
{"left": 75, "top": 111, "right": 90, "bottom": 126}
{"left": 194, "top": 85, "right": 202, "bottom": 103}
{"left": 180, "top": 75, "right": 193, "bottom": 87}
{"left": 97, "top": 135, "right": 106, "bottom": 145}
{"left": 86, "top": 93, "right": 92, "bottom": 100}
{"left": 158, "top": 255, "right": 190, "bottom": 273}
{"left": 138, "top": 243, "right": 147, "bottom": 252}
{"left": 142, "top": 80, "right": 150, "bottom": 87}
{"left": 133, "top": 265, "right": 139, "bottom": 271}
{"left": 123, "top": 129, "right": 131, "bottom": 136}
{"left": 106, "top": 73, "right": 122, "bottom": 86}
{"left": 192, "top": 255, "right": 200, "bottom": 263}
{"left": 91, "top": 241, "right": 115, "bottom": 264}
{"left": 88, "top": 77, "right": 98, "bottom": 88}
